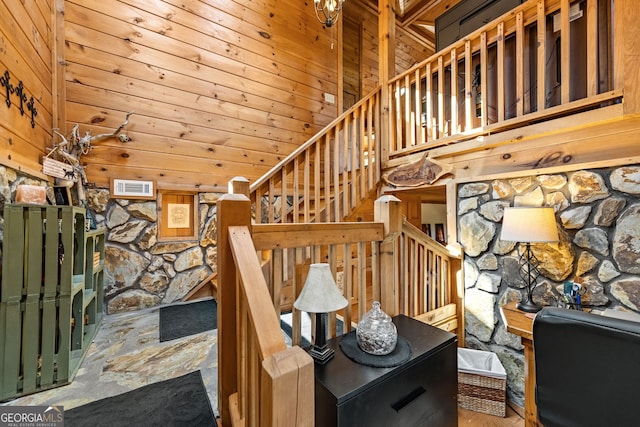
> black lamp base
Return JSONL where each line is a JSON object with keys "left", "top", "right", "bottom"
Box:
{"left": 308, "top": 312, "right": 335, "bottom": 364}
{"left": 308, "top": 344, "right": 335, "bottom": 364}
{"left": 517, "top": 298, "right": 542, "bottom": 313}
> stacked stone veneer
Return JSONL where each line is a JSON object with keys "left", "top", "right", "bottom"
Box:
{"left": 84, "top": 188, "right": 223, "bottom": 314}
{"left": 0, "top": 165, "right": 224, "bottom": 315}
{"left": 458, "top": 165, "right": 640, "bottom": 406}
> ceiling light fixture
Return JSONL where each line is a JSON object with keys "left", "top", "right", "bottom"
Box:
{"left": 314, "top": 0, "right": 345, "bottom": 27}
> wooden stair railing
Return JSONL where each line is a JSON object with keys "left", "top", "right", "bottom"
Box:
{"left": 251, "top": 89, "right": 382, "bottom": 225}
{"left": 197, "top": 0, "right": 624, "bottom": 305}
{"left": 188, "top": 90, "right": 383, "bottom": 302}
{"left": 218, "top": 194, "right": 314, "bottom": 427}
{"left": 228, "top": 226, "right": 314, "bottom": 427}
{"left": 217, "top": 192, "right": 463, "bottom": 426}
{"left": 399, "top": 218, "right": 464, "bottom": 344}
{"left": 388, "top": 0, "right": 622, "bottom": 158}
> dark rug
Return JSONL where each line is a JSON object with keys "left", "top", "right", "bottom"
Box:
{"left": 159, "top": 299, "right": 217, "bottom": 342}
{"left": 65, "top": 371, "right": 216, "bottom": 427}
{"left": 280, "top": 318, "right": 312, "bottom": 348}
{"left": 280, "top": 312, "right": 344, "bottom": 349}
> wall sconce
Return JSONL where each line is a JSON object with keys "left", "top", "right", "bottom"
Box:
{"left": 501, "top": 207, "right": 559, "bottom": 313}
{"left": 314, "top": 0, "right": 345, "bottom": 27}
{"left": 294, "top": 263, "right": 348, "bottom": 364}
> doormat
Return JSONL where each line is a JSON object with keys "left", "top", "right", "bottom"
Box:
{"left": 159, "top": 299, "right": 217, "bottom": 342}
{"left": 65, "top": 371, "right": 216, "bottom": 426}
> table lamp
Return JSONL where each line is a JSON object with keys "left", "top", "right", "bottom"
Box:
{"left": 294, "top": 263, "right": 348, "bottom": 364}
{"left": 501, "top": 207, "right": 559, "bottom": 313}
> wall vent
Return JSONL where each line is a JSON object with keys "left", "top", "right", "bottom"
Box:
{"left": 111, "top": 179, "right": 155, "bottom": 199}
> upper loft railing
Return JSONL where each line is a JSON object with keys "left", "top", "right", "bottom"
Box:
{"left": 249, "top": 91, "right": 381, "bottom": 224}
{"left": 388, "top": 0, "right": 623, "bottom": 157}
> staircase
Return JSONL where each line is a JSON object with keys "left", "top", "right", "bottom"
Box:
{"left": 250, "top": 89, "right": 382, "bottom": 225}
{"left": 214, "top": 0, "right": 628, "bottom": 423}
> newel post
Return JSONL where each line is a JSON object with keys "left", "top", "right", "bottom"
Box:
{"left": 229, "top": 176, "right": 250, "bottom": 197}
{"left": 217, "top": 185, "right": 252, "bottom": 426}
{"left": 374, "top": 195, "right": 402, "bottom": 316}
{"left": 615, "top": 0, "right": 640, "bottom": 114}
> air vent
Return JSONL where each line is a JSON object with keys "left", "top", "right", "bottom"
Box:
{"left": 111, "top": 179, "right": 155, "bottom": 199}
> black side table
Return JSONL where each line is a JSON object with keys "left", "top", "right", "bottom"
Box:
{"left": 314, "top": 314, "right": 458, "bottom": 427}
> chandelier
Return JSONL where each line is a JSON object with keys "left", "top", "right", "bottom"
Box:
{"left": 314, "top": 0, "right": 345, "bottom": 27}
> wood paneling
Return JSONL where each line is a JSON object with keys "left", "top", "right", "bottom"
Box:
{"left": 1, "top": 0, "right": 430, "bottom": 192}
{"left": 59, "top": 0, "right": 341, "bottom": 192}
{"left": 344, "top": 0, "right": 433, "bottom": 97}
{"left": 0, "top": 0, "right": 54, "bottom": 180}
{"left": 343, "top": 17, "right": 362, "bottom": 110}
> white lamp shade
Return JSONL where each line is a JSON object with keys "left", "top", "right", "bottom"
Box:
{"left": 294, "top": 263, "right": 348, "bottom": 313}
{"left": 501, "top": 207, "right": 559, "bottom": 243}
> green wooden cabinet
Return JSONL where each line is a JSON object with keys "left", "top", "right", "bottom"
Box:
{"left": 0, "top": 204, "right": 105, "bottom": 401}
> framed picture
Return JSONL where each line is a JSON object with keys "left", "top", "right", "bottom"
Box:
{"left": 435, "top": 223, "right": 446, "bottom": 245}
{"left": 158, "top": 191, "right": 198, "bottom": 241}
{"left": 422, "top": 223, "right": 431, "bottom": 237}
{"left": 53, "top": 186, "right": 72, "bottom": 206}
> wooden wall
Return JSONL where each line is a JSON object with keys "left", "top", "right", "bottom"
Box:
{"left": 0, "top": 0, "right": 54, "bottom": 180}
{"left": 1, "top": 0, "right": 432, "bottom": 193}
{"left": 344, "top": 0, "right": 432, "bottom": 97}
{"left": 62, "top": 0, "right": 343, "bottom": 192}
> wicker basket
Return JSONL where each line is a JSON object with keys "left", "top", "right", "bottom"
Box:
{"left": 458, "top": 371, "right": 506, "bottom": 417}
{"left": 457, "top": 348, "right": 507, "bottom": 417}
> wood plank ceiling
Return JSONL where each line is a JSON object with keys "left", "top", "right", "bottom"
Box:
{"left": 386, "top": 0, "right": 464, "bottom": 48}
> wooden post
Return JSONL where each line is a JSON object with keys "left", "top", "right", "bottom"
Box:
{"left": 378, "top": 0, "right": 395, "bottom": 163}
{"left": 446, "top": 181, "right": 465, "bottom": 346}
{"left": 52, "top": 0, "right": 66, "bottom": 132}
{"left": 374, "top": 195, "right": 402, "bottom": 316}
{"left": 229, "top": 176, "right": 250, "bottom": 197}
{"left": 217, "top": 192, "right": 252, "bottom": 426}
{"left": 260, "top": 346, "right": 314, "bottom": 426}
{"left": 615, "top": 0, "right": 640, "bottom": 114}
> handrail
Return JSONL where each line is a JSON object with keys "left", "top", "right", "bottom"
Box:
{"left": 217, "top": 193, "right": 462, "bottom": 426}
{"left": 250, "top": 87, "right": 382, "bottom": 224}
{"left": 250, "top": 87, "right": 382, "bottom": 192}
{"left": 226, "top": 225, "right": 314, "bottom": 427}
{"left": 229, "top": 226, "right": 288, "bottom": 359}
{"left": 387, "top": 0, "right": 621, "bottom": 157}
{"left": 399, "top": 219, "right": 461, "bottom": 327}
{"left": 252, "top": 221, "right": 385, "bottom": 335}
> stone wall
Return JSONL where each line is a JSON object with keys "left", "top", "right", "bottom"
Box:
{"left": 458, "top": 165, "right": 640, "bottom": 406}
{"left": 84, "top": 189, "right": 223, "bottom": 314}
{"left": 0, "top": 165, "right": 223, "bottom": 314}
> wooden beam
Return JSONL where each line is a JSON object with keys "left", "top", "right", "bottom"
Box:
{"left": 379, "top": 0, "right": 396, "bottom": 163}
{"left": 375, "top": 195, "right": 402, "bottom": 316}
{"left": 216, "top": 193, "right": 252, "bottom": 427}
{"left": 618, "top": 0, "right": 640, "bottom": 114}
{"left": 52, "top": 0, "right": 66, "bottom": 132}
{"left": 252, "top": 222, "right": 384, "bottom": 250}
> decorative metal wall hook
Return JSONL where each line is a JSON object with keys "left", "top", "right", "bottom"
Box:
{"left": 16, "top": 81, "right": 27, "bottom": 115}
{"left": 1, "top": 70, "right": 14, "bottom": 107}
{"left": 2, "top": 69, "right": 38, "bottom": 128}
{"left": 27, "top": 96, "right": 37, "bottom": 128}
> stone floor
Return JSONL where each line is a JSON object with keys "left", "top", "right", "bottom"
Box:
{"left": 1, "top": 303, "right": 523, "bottom": 426}
{"left": 1, "top": 299, "right": 219, "bottom": 417}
